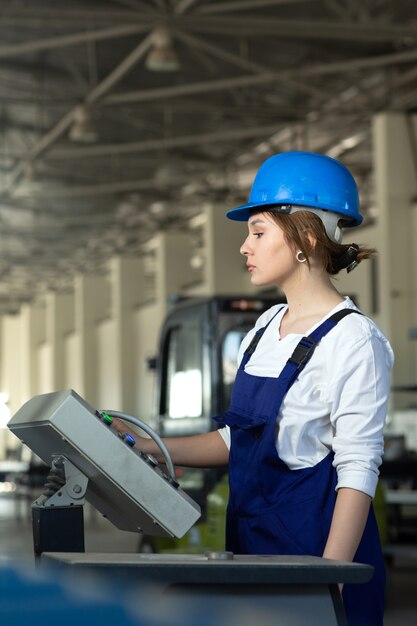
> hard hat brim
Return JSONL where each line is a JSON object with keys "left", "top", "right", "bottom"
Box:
{"left": 226, "top": 202, "right": 363, "bottom": 226}
{"left": 226, "top": 203, "right": 292, "bottom": 222}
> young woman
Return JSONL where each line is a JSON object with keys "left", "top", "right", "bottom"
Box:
{"left": 115, "top": 151, "right": 393, "bottom": 626}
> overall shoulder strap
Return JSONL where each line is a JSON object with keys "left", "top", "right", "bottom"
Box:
{"left": 244, "top": 305, "right": 286, "bottom": 357}
{"left": 285, "top": 309, "right": 362, "bottom": 386}
{"left": 328, "top": 308, "right": 363, "bottom": 324}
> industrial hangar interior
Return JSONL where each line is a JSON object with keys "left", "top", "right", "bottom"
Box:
{"left": 0, "top": 1, "right": 417, "bottom": 625}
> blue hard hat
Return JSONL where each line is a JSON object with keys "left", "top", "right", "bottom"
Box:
{"left": 226, "top": 151, "right": 362, "bottom": 226}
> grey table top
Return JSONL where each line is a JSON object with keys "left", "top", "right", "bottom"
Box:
{"left": 42, "top": 552, "right": 373, "bottom": 585}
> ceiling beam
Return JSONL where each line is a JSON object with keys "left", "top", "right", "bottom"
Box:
{"left": 103, "top": 73, "right": 277, "bottom": 105}
{"left": 0, "top": 33, "right": 153, "bottom": 197}
{"left": 110, "top": 0, "right": 156, "bottom": 11}
{"left": 0, "top": 7, "right": 152, "bottom": 24}
{"left": 48, "top": 123, "right": 285, "bottom": 162}
{"left": 174, "top": 0, "right": 201, "bottom": 14}
{"left": 0, "top": 16, "right": 415, "bottom": 61}
{"left": 15, "top": 177, "right": 170, "bottom": 199}
{"left": 102, "top": 45, "right": 417, "bottom": 108}
{"left": 0, "top": 23, "right": 150, "bottom": 59}
{"left": 85, "top": 36, "right": 152, "bottom": 104}
{"left": 174, "top": 29, "right": 326, "bottom": 99}
{"left": 174, "top": 16, "right": 417, "bottom": 41}
{"left": 196, "top": 0, "right": 317, "bottom": 14}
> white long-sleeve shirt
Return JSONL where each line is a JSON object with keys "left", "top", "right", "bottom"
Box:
{"left": 218, "top": 298, "right": 394, "bottom": 498}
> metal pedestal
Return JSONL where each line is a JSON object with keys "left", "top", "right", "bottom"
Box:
{"left": 32, "top": 505, "right": 85, "bottom": 555}
{"left": 41, "top": 552, "right": 373, "bottom": 626}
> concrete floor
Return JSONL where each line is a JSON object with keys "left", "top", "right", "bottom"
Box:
{"left": 1, "top": 495, "right": 417, "bottom": 625}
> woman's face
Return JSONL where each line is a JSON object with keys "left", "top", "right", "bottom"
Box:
{"left": 240, "top": 212, "right": 299, "bottom": 288}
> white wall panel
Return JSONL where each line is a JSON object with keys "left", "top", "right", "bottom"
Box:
{"left": 133, "top": 303, "right": 163, "bottom": 427}
{"left": 36, "top": 342, "right": 53, "bottom": 395}
{"left": 64, "top": 331, "right": 82, "bottom": 396}
{"left": 96, "top": 318, "right": 118, "bottom": 410}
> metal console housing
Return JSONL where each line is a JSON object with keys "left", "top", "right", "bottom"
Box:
{"left": 8, "top": 389, "right": 201, "bottom": 537}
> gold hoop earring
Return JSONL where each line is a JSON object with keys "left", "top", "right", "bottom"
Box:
{"left": 296, "top": 250, "right": 307, "bottom": 263}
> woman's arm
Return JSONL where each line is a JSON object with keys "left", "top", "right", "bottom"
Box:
{"left": 113, "top": 419, "right": 229, "bottom": 467}
{"left": 323, "top": 487, "right": 371, "bottom": 562}
{"left": 323, "top": 329, "right": 392, "bottom": 563}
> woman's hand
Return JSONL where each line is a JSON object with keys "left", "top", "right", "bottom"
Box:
{"left": 112, "top": 417, "right": 136, "bottom": 438}
{"left": 111, "top": 418, "right": 151, "bottom": 452}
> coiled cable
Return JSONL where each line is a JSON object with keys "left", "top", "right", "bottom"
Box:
{"left": 103, "top": 410, "right": 176, "bottom": 481}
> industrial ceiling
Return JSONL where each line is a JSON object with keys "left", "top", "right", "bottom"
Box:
{"left": 0, "top": 0, "right": 416, "bottom": 313}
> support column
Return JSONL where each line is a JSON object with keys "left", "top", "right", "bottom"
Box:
{"left": 205, "top": 203, "right": 253, "bottom": 295}
{"left": 0, "top": 315, "right": 22, "bottom": 456}
{"left": 154, "top": 230, "right": 200, "bottom": 301}
{"left": 45, "top": 291, "right": 75, "bottom": 392}
{"left": 74, "top": 274, "right": 110, "bottom": 406}
{"left": 372, "top": 112, "right": 417, "bottom": 389}
{"left": 186, "top": 203, "right": 262, "bottom": 296}
{"left": 20, "top": 300, "right": 47, "bottom": 400}
{"left": 132, "top": 231, "right": 197, "bottom": 420}
{"left": 109, "top": 256, "right": 143, "bottom": 413}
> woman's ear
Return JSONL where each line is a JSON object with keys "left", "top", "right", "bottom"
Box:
{"left": 306, "top": 231, "right": 317, "bottom": 252}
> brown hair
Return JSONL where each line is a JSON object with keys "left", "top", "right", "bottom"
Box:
{"left": 266, "top": 210, "right": 375, "bottom": 275}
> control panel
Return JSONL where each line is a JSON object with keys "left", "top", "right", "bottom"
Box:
{"left": 8, "top": 389, "right": 201, "bottom": 538}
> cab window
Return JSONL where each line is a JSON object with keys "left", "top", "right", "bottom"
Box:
{"left": 164, "top": 315, "right": 204, "bottom": 419}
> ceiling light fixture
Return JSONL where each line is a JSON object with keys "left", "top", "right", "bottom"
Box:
{"left": 69, "top": 104, "right": 98, "bottom": 143}
{"left": 145, "top": 26, "right": 180, "bottom": 73}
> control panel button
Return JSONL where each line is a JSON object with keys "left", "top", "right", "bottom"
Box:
{"left": 96, "top": 409, "right": 113, "bottom": 424}
{"left": 145, "top": 454, "right": 159, "bottom": 468}
{"left": 123, "top": 433, "right": 136, "bottom": 447}
{"left": 101, "top": 412, "right": 113, "bottom": 426}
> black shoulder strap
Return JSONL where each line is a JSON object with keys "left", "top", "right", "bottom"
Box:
{"left": 244, "top": 305, "right": 286, "bottom": 356}
{"left": 329, "top": 308, "right": 363, "bottom": 324}
{"left": 288, "top": 308, "right": 363, "bottom": 370}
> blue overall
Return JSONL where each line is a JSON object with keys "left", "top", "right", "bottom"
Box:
{"left": 215, "top": 308, "right": 386, "bottom": 626}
